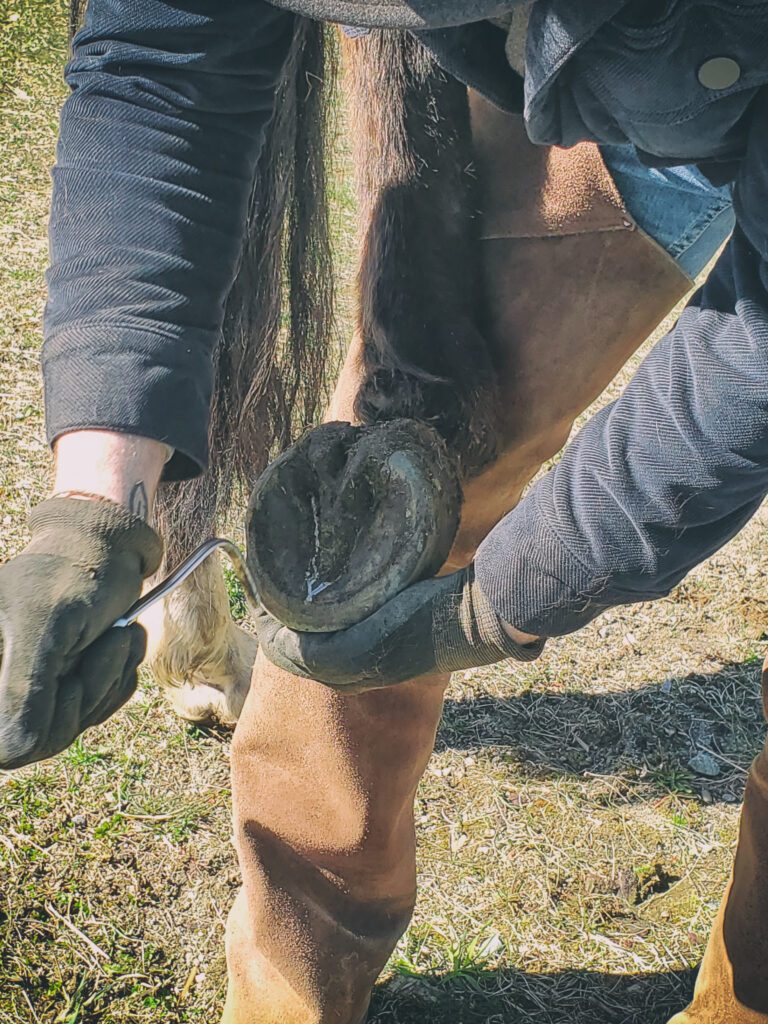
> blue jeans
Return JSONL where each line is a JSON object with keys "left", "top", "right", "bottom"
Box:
{"left": 600, "top": 145, "right": 735, "bottom": 279}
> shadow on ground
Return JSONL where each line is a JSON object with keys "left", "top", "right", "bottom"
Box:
{"left": 369, "top": 965, "right": 697, "bottom": 1023}
{"left": 437, "top": 661, "right": 764, "bottom": 804}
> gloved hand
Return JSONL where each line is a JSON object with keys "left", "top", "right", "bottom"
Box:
{"left": 255, "top": 564, "right": 545, "bottom": 692}
{"left": 0, "top": 496, "right": 163, "bottom": 770}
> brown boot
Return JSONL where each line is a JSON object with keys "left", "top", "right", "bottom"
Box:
{"left": 222, "top": 94, "right": 691, "bottom": 1024}
{"left": 667, "top": 668, "right": 768, "bottom": 1024}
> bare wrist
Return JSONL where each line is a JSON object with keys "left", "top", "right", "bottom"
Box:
{"left": 501, "top": 619, "right": 540, "bottom": 645}
{"left": 52, "top": 430, "right": 168, "bottom": 521}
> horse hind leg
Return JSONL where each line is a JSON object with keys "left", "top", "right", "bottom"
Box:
{"left": 142, "top": 476, "right": 257, "bottom": 727}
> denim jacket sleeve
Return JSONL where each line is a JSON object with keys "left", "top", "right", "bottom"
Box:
{"left": 475, "top": 89, "right": 768, "bottom": 637}
{"left": 43, "top": 0, "right": 294, "bottom": 479}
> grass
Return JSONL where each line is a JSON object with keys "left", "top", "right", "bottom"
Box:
{"left": 1, "top": 3, "right": 767, "bottom": 1023}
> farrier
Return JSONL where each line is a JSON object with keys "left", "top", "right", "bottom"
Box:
{"left": 0, "top": 2, "right": 766, "bottom": 1023}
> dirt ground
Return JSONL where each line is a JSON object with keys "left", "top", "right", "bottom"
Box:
{"left": 1, "top": 3, "right": 767, "bottom": 1023}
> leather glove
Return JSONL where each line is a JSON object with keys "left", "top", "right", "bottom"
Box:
{"left": 0, "top": 496, "right": 163, "bottom": 770}
{"left": 255, "top": 564, "right": 545, "bottom": 692}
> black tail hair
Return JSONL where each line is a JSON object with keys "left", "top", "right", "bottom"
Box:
{"left": 159, "top": 18, "right": 339, "bottom": 563}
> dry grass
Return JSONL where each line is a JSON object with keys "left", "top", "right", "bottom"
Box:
{"left": 1, "top": 4, "right": 767, "bottom": 1023}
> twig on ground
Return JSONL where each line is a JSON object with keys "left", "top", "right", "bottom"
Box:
{"left": 44, "top": 902, "right": 110, "bottom": 962}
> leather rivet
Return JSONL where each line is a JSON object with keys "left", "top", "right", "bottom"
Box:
{"left": 698, "top": 57, "right": 742, "bottom": 90}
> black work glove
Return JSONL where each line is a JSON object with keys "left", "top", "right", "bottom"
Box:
{"left": 0, "top": 497, "right": 163, "bottom": 769}
{"left": 255, "top": 564, "right": 545, "bottom": 692}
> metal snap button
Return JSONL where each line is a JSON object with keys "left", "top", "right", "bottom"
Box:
{"left": 698, "top": 57, "right": 742, "bottom": 90}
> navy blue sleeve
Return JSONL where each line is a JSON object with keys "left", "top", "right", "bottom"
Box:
{"left": 476, "top": 90, "right": 768, "bottom": 637}
{"left": 43, "top": 0, "right": 294, "bottom": 479}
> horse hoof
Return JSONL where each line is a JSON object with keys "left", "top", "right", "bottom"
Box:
{"left": 246, "top": 419, "right": 461, "bottom": 632}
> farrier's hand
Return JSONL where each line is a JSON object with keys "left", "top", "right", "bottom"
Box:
{"left": 255, "top": 565, "right": 544, "bottom": 692}
{"left": 0, "top": 497, "right": 163, "bottom": 770}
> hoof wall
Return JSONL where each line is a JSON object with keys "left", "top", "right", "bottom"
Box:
{"left": 246, "top": 419, "right": 461, "bottom": 632}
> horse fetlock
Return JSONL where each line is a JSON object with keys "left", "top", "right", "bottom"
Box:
{"left": 140, "top": 555, "right": 256, "bottom": 726}
{"left": 152, "top": 622, "right": 256, "bottom": 726}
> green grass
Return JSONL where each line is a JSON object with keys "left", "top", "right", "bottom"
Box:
{"left": 222, "top": 565, "right": 248, "bottom": 622}
{"left": 1, "top": 4, "right": 767, "bottom": 1024}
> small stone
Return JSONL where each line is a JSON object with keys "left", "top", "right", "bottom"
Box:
{"left": 688, "top": 752, "right": 721, "bottom": 778}
{"left": 617, "top": 867, "right": 638, "bottom": 903}
{"left": 450, "top": 832, "right": 469, "bottom": 854}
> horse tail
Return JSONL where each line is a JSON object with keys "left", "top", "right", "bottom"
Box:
{"left": 342, "top": 30, "right": 499, "bottom": 476}
{"left": 156, "top": 19, "right": 340, "bottom": 563}
{"left": 69, "top": 0, "right": 86, "bottom": 43}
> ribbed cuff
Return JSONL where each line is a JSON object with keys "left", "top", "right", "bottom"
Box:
{"left": 433, "top": 566, "right": 546, "bottom": 673}
{"left": 475, "top": 493, "right": 613, "bottom": 639}
{"left": 42, "top": 327, "right": 212, "bottom": 482}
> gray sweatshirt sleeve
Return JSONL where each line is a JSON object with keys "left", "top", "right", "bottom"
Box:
{"left": 475, "top": 90, "right": 768, "bottom": 637}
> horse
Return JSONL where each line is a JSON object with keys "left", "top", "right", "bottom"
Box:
{"left": 67, "top": 15, "right": 687, "bottom": 724}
